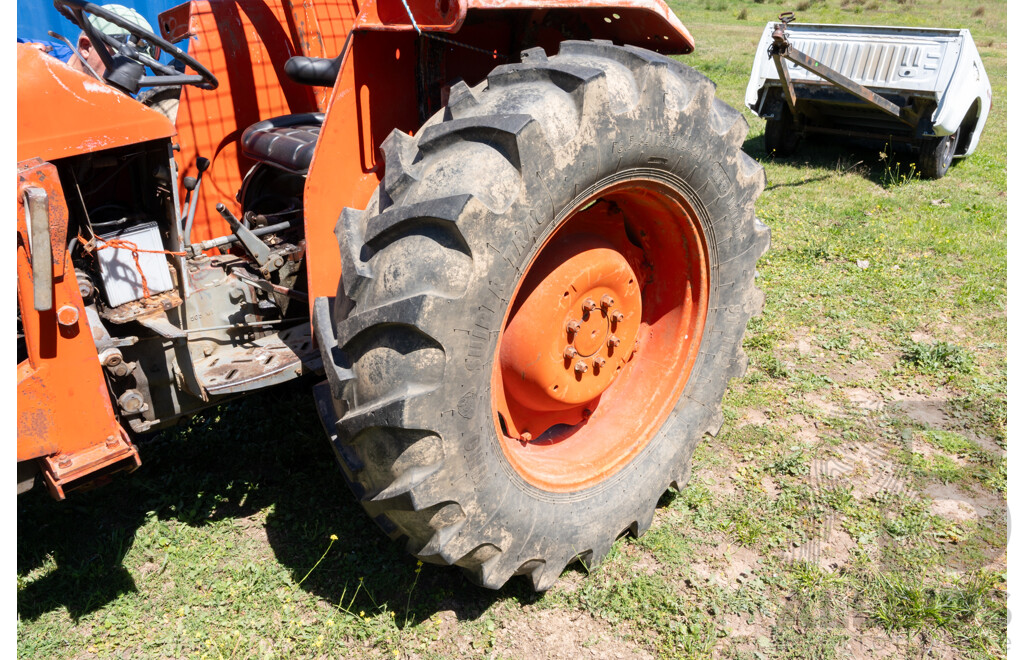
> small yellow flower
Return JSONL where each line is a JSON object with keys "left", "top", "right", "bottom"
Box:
{"left": 177, "top": 607, "right": 185, "bottom": 616}
{"left": 315, "top": 635, "right": 324, "bottom": 647}
{"left": 360, "top": 610, "right": 365, "bottom": 617}
{"left": 416, "top": 560, "right": 423, "bottom": 567}
{"left": 326, "top": 619, "right": 335, "bottom": 627}
{"left": 394, "top": 651, "right": 400, "bottom": 658}
{"left": 330, "top": 534, "right": 338, "bottom": 541}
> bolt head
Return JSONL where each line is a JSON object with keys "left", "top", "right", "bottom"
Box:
{"left": 611, "top": 311, "right": 625, "bottom": 323}
{"left": 563, "top": 346, "right": 578, "bottom": 359}
{"left": 574, "top": 360, "right": 588, "bottom": 374}
{"left": 582, "top": 298, "right": 598, "bottom": 312}
{"left": 56, "top": 305, "right": 79, "bottom": 327}
{"left": 608, "top": 335, "right": 621, "bottom": 348}
{"left": 566, "top": 319, "right": 582, "bottom": 334}
{"left": 593, "top": 356, "right": 606, "bottom": 368}
{"left": 520, "top": 432, "right": 533, "bottom": 443}
{"left": 600, "top": 294, "right": 614, "bottom": 309}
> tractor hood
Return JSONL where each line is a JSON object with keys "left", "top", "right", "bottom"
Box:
{"left": 17, "top": 44, "right": 175, "bottom": 163}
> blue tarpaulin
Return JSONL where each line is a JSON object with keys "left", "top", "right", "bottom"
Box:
{"left": 18, "top": 1, "right": 179, "bottom": 49}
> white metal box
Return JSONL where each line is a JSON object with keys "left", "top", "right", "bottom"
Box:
{"left": 97, "top": 221, "right": 174, "bottom": 308}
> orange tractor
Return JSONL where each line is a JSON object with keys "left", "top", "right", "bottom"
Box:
{"left": 17, "top": 0, "right": 769, "bottom": 590}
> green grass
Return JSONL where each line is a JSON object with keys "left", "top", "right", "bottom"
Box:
{"left": 18, "top": 0, "right": 1005, "bottom": 657}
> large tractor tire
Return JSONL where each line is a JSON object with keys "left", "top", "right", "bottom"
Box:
{"left": 323, "top": 41, "right": 769, "bottom": 590}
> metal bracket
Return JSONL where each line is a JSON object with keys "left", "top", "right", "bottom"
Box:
{"left": 768, "top": 13, "right": 915, "bottom": 127}
{"left": 24, "top": 187, "right": 53, "bottom": 311}
{"left": 216, "top": 204, "right": 284, "bottom": 277}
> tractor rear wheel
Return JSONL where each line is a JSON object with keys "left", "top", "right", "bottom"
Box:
{"left": 323, "top": 41, "right": 769, "bottom": 590}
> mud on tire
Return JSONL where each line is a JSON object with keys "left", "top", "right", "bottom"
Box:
{"left": 318, "top": 41, "right": 770, "bottom": 590}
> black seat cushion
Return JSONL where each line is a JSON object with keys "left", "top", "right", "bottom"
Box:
{"left": 240, "top": 113, "right": 324, "bottom": 174}
{"left": 284, "top": 55, "right": 342, "bottom": 87}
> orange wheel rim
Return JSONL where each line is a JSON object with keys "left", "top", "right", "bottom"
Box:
{"left": 491, "top": 178, "right": 710, "bottom": 492}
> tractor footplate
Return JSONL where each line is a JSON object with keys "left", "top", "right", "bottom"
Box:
{"left": 40, "top": 428, "right": 141, "bottom": 500}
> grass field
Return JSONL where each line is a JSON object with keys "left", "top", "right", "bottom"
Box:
{"left": 17, "top": 0, "right": 1007, "bottom": 657}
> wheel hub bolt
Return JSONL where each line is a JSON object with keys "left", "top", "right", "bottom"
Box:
{"left": 593, "top": 356, "right": 606, "bottom": 369}
{"left": 608, "top": 335, "right": 621, "bottom": 348}
{"left": 563, "top": 346, "right": 578, "bottom": 359}
{"left": 611, "top": 310, "right": 625, "bottom": 323}
{"left": 520, "top": 432, "right": 533, "bottom": 444}
{"left": 566, "top": 319, "right": 581, "bottom": 334}
{"left": 600, "top": 295, "right": 614, "bottom": 310}
{"left": 582, "top": 298, "right": 598, "bottom": 312}
{"left": 575, "top": 361, "right": 588, "bottom": 374}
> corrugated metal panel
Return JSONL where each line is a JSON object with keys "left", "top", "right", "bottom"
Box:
{"left": 754, "top": 24, "right": 963, "bottom": 95}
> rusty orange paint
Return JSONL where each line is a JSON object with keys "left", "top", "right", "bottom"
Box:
{"left": 171, "top": 0, "right": 324, "bottom": 247}
{"left": 467, "top": 0, "right": 694, "bottom": 53}
{"left": 166, "top": 0, "right": 695, "bottom": 309}
{"left": 354, "top": 0, "right": 467, "bottom": 32}
{"left": 491, "top": 180, "right": 709, "bottom": 492}
{"left": 17, "top": 160, "right": 127, "bottom": 468}
{"left": 16, "top": 44, "right": 176, "bottom": 163}
{"left": 497, "top": 246, "right": 643, "bottom": 437}
{"left": 303, "top": 29, "right": 419, "bottom": 304}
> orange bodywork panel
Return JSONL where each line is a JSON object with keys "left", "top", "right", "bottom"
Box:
{"left": 17, "top": 159, "right": 139, "bottom": 498}
{"left": 16, "top": 45, "right": 176, "bottom": 163}
{"left": 466, "top": 0, "right": 694, "bottom": 53}
{"left": 170, "top": 0, "right": 337, "bottom": 247}
{"left": 170, "top": 0, "right": 695, "bottom": 302}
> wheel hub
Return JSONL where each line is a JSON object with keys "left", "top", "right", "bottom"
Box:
{"left": 499, "top": 245, "right": 641, "bottom": 432}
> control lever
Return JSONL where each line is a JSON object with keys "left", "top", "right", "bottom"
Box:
{"left": 215, "top": 204, "right": 284, "bottom": 276}
{"left": 181, "top": 156, "right": 210, "bottom": 248}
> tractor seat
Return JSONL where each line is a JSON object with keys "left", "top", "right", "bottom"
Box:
{"left": 240, "top": 113, "right": 324, "bottom": 175}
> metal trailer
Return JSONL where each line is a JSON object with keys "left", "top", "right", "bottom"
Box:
{"left": 744, "top": 14, "right": 992, "bottom": 178}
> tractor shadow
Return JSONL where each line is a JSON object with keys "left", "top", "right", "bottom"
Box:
{"left": 17, "top": 380, "right": 540, "bottom": 624}
{"left": 741, "top": 134, "right": 960, "bottom": 189}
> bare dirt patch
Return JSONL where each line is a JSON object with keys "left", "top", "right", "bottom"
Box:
{"left": 845, "top": 388, "right": 885, "bottom": 411}
{"left": 802, "top": 392, "right": 842, "bottom": 418}
{"left": 737, "top": 408, "right": 769, "bottom": 427}
{"left": 910, "top": 438, "right": 967, "bottom": 466}
{"left": 922, "top": 483, "right": 1002, "bottom": 523}
{"left": 843, "top": 614, "right": 902, "bottom": 659}
{"left": 789, "top": 415, "right": 819, "bottom": 443}
{"left": 888, "top": 390, "right": 950, "bottom": 428}
{"left": 493, "top": 609, "right": 654, "bottom": 660}
{"left": 820, "top": 443, "right": 907, "bottom": 500}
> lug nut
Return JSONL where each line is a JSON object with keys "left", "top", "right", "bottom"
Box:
{"left": 563, "top": 346, "right": 578, "bottom": 359}
{"left": 566, "top": 319, "right": 581, "bottom": 334}
{"left": 593, "top": 356, "right": 606, "bottom": 368}
{"left": 611, "top": 310, "right": 625, "bottom": 323}
{"left": 520, "top": 432, "right": 533, "bottom": 444}
{"left": 575, "top": 360, "right": 589, "bottom": 374}
{"left": 582, "top": 298, "right": 598, "bottom": 312}
{"left": 600, "top": 295, "right": 615, "bottom": 310}
{"left": 608, "top": 335, "right": 621, "bottom": 348}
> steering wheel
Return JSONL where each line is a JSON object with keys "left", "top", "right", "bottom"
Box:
{"left": 53, "top": 0, "right": 218, "bottom": 92}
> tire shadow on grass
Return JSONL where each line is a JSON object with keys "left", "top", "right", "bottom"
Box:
{"left": 17, "top": 379, "right": 538, "bottom": 624}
